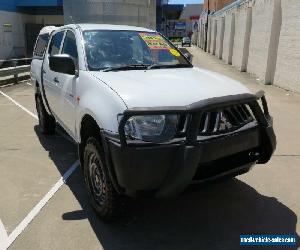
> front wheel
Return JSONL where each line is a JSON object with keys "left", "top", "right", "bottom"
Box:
{"left": 35, "top": 94, "right": 56, "bottom": 135}
{"left": 83, "top": 137, "right": 120, "bottom": 220}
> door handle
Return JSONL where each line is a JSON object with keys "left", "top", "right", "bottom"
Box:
{"left": 53, "top": 77, "right": 59, "bottom": 83}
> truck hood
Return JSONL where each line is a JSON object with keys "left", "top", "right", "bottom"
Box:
{"left": 90, "top": 67, "right": 251, "bottom": 108}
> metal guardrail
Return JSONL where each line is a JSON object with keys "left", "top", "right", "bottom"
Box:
{"left": 0, "top": 65, "right": 31, "bottom": 84}
{"left": 0, "top": 57, "right": 33, "bottom": 63}
{"left": 0, "top": 57, "right": 32, "bottom": 68}
{"left": 0, "top": 57, "right": 32, "bottom": 85}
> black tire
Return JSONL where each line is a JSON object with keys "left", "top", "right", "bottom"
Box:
{"left": 83, "top": 137, "right": 120, "bottom": 220}
{"left": 35, "top": 94, "right": 56, "bottom": 135}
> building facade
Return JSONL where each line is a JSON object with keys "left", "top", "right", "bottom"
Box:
{"left": 180, "top": 4, "right": 203, "bottom": 37}
{"left": 63, "top": 0, "right": 156, "bottom": 29}
{"left": 0, "top": 0, "right": 157, "bottom": 62}
{"left": 197, "top": 0, "right": 300, "bottom": 93}
{"left": 0, "top": 0, "right": 63, "bottom": 62}
{"left": 161, "top": 4, "right": 184, "bottom": 37}
{"left": 156, "top": 0, "right": 169, "bottom": 32}
{"left": 204, "top": 0, "right": 235, "bottom": 12}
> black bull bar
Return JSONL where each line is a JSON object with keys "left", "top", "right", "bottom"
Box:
{"left": 118, "top": 91, "right": 272, "bottom": 151}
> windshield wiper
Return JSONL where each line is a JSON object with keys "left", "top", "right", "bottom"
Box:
{"left": 103, "top": 63, "right": 192, "bottom": 72}
{"left": 147, "top": 64, "right": 192, "bottom": 70}
{"left": 102, "top": 64, "right": 149, "bottom": 72}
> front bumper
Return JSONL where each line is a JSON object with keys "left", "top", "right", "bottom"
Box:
{"left": 105, "top": 91, "right": 276, "bottom": 197}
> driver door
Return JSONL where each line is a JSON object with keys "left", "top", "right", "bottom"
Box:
{"left": 43, "top": 31, "right": 65, "bottom": 118}
{"left": 57, "top": 30, "right": 78, "bottom": 136}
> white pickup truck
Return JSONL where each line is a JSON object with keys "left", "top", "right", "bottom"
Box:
{"left": 31, "top": 24, "right": 276, "bottom": 220}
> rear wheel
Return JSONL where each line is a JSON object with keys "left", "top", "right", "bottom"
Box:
{"left": 35, "top": 94, "right": 56, "bottom": 135}
{"left": 83, "top": 137, "right": 120, "bottom": 220}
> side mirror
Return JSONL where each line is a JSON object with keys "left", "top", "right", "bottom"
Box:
{"left": 49, "top": 54, "right": 75, "bottom": 75}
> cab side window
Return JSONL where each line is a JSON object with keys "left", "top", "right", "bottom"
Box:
{"left": 48, "top": 31, "right": 64, "bottom": 56}
{"left": 61, "top": 31, "right": 78, "bottom": 65}
{"left": 33, "top": 34, "right": 49, "bottom": 58}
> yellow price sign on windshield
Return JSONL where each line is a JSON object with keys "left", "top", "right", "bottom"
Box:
{"left": 169, "top": 49, "right": 181, "bottom": 57}
{"left": 139, "top": 33, "right": 171, "bottom": 50}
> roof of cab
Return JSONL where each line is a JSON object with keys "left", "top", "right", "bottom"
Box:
{"left": 62, "top": 23, "right": 155, "bottom": 32}
{"left": 39, "top": 26, "right": 58, "bottom": 35}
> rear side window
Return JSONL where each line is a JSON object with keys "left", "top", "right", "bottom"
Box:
{"left": 33, "top": 34, "right": 49, "bottom": 58}
{"left": 48, "top": 31, "right": 64, "bottom": 56}
{"left": 62, "top": 31, "right": 78, "bottom": 64}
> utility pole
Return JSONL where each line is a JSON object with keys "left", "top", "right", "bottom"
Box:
{"left": 204, "top": 0, "right": 210, "bottom": 52}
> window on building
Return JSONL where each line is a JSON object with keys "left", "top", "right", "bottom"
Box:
{"left": 48, "top": 31, "right": 64, "bottom": 56}
{"left": 33, "top": 34, "right": 49, "bottom": 58}
{"left": 61, "top": 31, "right": 78, "bottom": 64}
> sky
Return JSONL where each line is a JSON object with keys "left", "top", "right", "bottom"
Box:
{"left": 168, "top": 0, "right": 204, "bottom": 4}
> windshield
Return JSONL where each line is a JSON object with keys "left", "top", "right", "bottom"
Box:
{"left": 83, "top": 30, "right": 191, "bottom": 71}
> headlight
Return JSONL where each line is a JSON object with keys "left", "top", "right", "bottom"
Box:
{"left": 124, "top": 115, "right": 178, "bottom": 142}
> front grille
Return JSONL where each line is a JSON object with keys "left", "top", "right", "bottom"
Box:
{"left": 198, "top": 104, "right": 254, "bottom": 136}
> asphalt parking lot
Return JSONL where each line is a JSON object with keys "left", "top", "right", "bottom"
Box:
{"left": 0, "top": 47, "right": 300, "bottom": 250}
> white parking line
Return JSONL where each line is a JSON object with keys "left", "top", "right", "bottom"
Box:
{"left": 3, "top": 161, "right": 79, "bottom": 249}
{"left": 0, "top": 88, "right": 79, "bottom": 249}
{"left": 0, "top": 220, "right": 8, "bottom": 250}
{"left": 0, "top": 89, "right": 74, "bottom": 144}
{"left": 0, "top": 90, "right": 38, "bottom": 120}
{"left": 0, "top": 81, "right": 32, "bottom": 89}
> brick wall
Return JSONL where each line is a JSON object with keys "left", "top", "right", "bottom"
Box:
{"left": 204, "top": 0, "right": 235, "bottom": 12}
